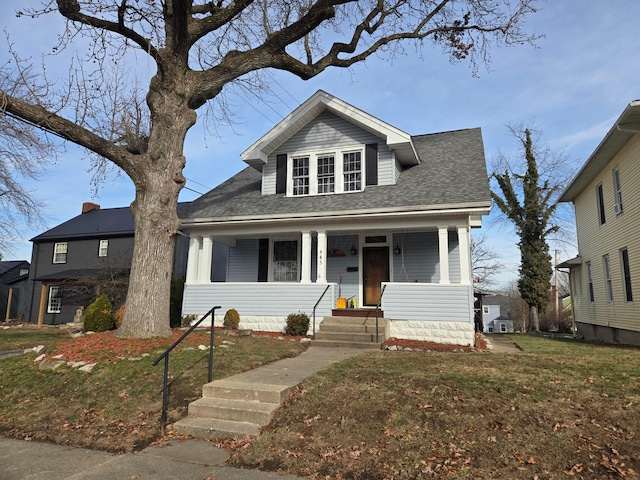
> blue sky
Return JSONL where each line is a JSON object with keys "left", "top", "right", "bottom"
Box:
{"left": 3, "top": 0, "right": 639, "bottom": 291}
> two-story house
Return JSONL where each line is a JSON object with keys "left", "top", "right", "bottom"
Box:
{"left": 559, "top": 100, "right": 640, "bottom": 345}
{"left": 180, "top": 90, "right": 491, "bottom": 346}
{"left": 1, "top": 260, "right": 30, "bottom": 321}
{"left": 27, "top": 202, "right": 189, "bottom": 326}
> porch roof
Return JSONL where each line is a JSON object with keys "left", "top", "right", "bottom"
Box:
{"left": 182, "top": 128, "right": 490, "bottom": 225}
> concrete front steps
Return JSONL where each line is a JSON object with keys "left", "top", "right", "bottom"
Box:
{"left": 172, "top": 379, "right": 294, "bottom": 438}
{"left": 312, "top": 315, "right": 388, "bottom": 349}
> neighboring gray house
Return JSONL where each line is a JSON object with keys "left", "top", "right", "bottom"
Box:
{"left": 1, "top": 260, "right": 30, "bottom": 321}
{"left": 481, "top": 295, "right": 514, "bottom": 333}
{"left": 26, "top": 202, "right": 189, "bottom": 325}
{"left": 180, "top": 90, "right": 491, "bottom": 345}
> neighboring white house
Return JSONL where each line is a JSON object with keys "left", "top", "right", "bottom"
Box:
{"left": 559, "top": 100, "right": 640, "bottom": 345}
{"left": 180, "top": 90, "right": 491, "bottom": 346}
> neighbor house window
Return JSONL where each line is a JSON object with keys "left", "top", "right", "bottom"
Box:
{"left": 343, "top": 151, "right": 362, "bottom": 192}
{"left": 596, "top": 183, "right": 606, "bottom": 225}
{"left": 621, "top": 248, "right": 633, "bottom": 302}
{"left": 586, "top": 261, "right": 594, "bottom": 303}
{"left": 482, "top": 306, "right": 489, "bottom": 314}
{"left": 612, "top": 167, "right": 623, "bottom": 214}
{"left": 273, "top": 240, "right": 298, "bottom": 281}
{"left": 603, "top": 255, "right": 613, "bottom": 303}
{"left": 53, "top": 242, "right": 68, "bottom": 264}
{"left": 317, "top": 155, "right": 335, "bottom": 193}
{"left": 292, "top": 157, "right": 310, "bottom": 196}
{"left": 98, "top": 239, "right": 109, "bottom": 257}
{"left": 47, "top": 286, "right": 62, "bottom": 313}
{"left": 500, "top": 323, "right": 507, "bottom": 333}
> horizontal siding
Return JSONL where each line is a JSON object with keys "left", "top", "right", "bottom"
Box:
{"left": 182, "top": 283, "right": 335, "bottom": 317}
{"left": 392, "top": 232, "right": 438, "bottom": 282}
{"left": 381, "top": 283, "right": 473, "bottom": 322}
{"left": 227, "top": 239, "right": 259, "bottom": 282}
{"left": 262, "top": 161, "right": 277, "bottom": 195}
{"left": 271, "top": 111, "right": 395, "bottom": 186}
{"left": 327, "top": 235, "right": 359, "bottom": 299}
{"left": 572, "top": 133, "right": 640, "bottom": 332}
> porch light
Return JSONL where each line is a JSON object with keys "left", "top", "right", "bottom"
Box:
{"left": 350, "top": 246, "right": 357, "bottom": 255}
{"left": 394, "top": 245, "right": 401, "bottom": 255}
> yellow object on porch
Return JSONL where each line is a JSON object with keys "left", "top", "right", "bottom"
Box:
{"left": 336, "top": 297, "right": 347, "bottom": 309}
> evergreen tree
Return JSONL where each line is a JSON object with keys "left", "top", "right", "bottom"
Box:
{"left": 491, "top": 128, "right": 559, "bottom": 332}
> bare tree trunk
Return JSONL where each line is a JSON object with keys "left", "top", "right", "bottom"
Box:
{"left": 527, "top": 305, "right": 540, "bottom": 333}
{"left": 115, "top": 82, "right": 195, "bottom": 338}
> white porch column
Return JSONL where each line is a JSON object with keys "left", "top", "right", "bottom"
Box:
{"left": 457, "top": 225, "right": 471, "bottom": 285}
{"left": 301, "top": 231, "right": 312, "bottom": 283}
{"left": 186, "top": 236, "right": 201, "bottom": 283}
{"left": 438, "top": 226, "right": 450, "bottom": 284}
{"left": 197, "top": 235, "right": 213, "bottom": 283}
{"left": 316, "top": 231, "right": 327, "bottom": 283}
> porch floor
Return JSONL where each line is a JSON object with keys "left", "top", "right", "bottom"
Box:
{"left": 331, "top": 308, "right": 383, "bottom": 319}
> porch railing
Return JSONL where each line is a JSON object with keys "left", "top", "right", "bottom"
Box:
{"left": 152, "top": 305, "right": 220, "bottom": 434}
{"left": 375, "top": 285, "right": 387, "bottom": 343}
{"left": 312, "top": 284, "right": 331, "bottom": 339}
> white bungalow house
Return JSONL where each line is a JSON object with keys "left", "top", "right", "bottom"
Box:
{"left": 180, "top": 90, "right": 491, "bottom": 346}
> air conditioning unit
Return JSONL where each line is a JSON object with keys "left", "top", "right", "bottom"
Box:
{"left": 613, "top": 203, "right": 622, "bottom": 215}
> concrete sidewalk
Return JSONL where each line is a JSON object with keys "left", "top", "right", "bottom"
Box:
{"left": 0, "top": 346, "right": 365, "bottom": 480}
{"left": 0, "top": 436, "right": 305, "bottom": 480}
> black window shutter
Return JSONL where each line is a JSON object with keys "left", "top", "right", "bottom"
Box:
{"left": 258, "top": 238, "right": 269, "bottom": 282}
{"left": 365, "top": 143, "right": 378, "bottom": 186}
{"left": 276, "top": 154, "right": 287, "bottom": 194}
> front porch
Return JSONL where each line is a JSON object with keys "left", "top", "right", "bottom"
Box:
{"left": 182, "top": 282, "right": 476, "bottom": 345}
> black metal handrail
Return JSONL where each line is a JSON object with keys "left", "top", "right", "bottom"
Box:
{"left": 152, "top": 305, "right": 221, "bottom": 433}
{"left": 375, "top": 285, "right": 387, "bottom": 343}
{"left": 312, "top": 285, "right": 331, "bottom": 339}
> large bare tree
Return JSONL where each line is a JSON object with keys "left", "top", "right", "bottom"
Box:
{"left": 1, "top": 0, "right": 540, "bottom": 338}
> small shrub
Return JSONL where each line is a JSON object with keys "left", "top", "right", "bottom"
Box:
{"left": 285, "top": 312, "right": 310, "bottom": 336}
{"left": 114, "top": 303, "right": 125, "bottom": 328}
{"left": 223, "top": 308, "right": 240, "bottom": 329}
{"left": 84, "top": 294, "right": 115, "bottom": 332}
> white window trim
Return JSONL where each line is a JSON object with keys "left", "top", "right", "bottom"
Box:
{"left": 620, "top": 248, "right": 633, "bottom": 303}
{"left": 269, "top": 237, "right": 300, "bottom": 282}
{"left": 98, "top": 239, "right": 109, "bottom": 257}
{"left": 47, "top": 285, "right": 62, "bottom": 314}
{"left": 482, "top": 306, "right": 489, "bottom": 314}
{"left": 286, "top": 145, "right": 365, "bottom": 197}
{"left": 53, "top": 242, "right": 68, "bottom": 264}
{"left": 603, "top": 254, "right": 613, "bottom": 303}
{"left": 612, "top": 167, "right": 623, "bottom": 214}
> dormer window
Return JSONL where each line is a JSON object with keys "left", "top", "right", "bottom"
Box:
{"left": 288, "top": 147, "right": 364, "bottom": 196}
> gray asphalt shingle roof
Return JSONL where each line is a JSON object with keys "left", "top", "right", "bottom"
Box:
{"left": 182, "top": 128, "right": 490, "bottom": 222}
{"left": 31, "top": 203, "right": 191, "bottom": 242}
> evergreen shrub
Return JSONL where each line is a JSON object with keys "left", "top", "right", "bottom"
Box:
{"left": 223, "top": 308, "right": 240, "bottom": 329}
{"left": 285, "top": 312, "right": 310, "bottom": 336}
{"left": 84, "top": 294, "right": 115, "bottom": 332}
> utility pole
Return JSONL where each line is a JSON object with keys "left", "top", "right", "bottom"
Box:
{"left": 554, "top": 249, "right": 559, "bottom": 324}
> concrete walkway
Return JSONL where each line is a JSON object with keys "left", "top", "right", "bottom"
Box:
{"left": 484, "top": 334, "right": 522, "bottom": 353}
{"left": 0, "top": 346, "right": 365, "bottom": 480}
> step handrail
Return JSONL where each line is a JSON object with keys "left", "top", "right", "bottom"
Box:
{"left": 375, "top": 285, "right": 387, "bottom": 343}
{"left": 312, "top": 284, "right": 331, "bottom": 340}
{"left": 152, "top": 305, "right": 221, "bottom": 433}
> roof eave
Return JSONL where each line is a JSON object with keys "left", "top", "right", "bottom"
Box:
{"left": 560, "top": 100, "right": 640, "bottom": 202}
{"left": 241, "top": 90, "right": 419, "bottom": 168}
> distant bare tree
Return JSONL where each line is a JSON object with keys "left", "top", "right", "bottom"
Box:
{"left": 0, "top": 65, "right": 54, "bottom": 257}
{"left": 471, "top": 233, "right": 503, "bottom": 291}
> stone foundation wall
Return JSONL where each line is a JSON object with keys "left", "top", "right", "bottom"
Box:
{"left": 389, "top": 320, "right": 475, "bottom": 346}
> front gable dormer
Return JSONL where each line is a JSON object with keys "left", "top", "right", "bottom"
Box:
{"left": 240, "top": 90, "right": 419, "bottom": 197}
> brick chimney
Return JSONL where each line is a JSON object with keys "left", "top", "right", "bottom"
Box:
{"left": 82, "top": 202, "right": 101, "bottom": 214}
